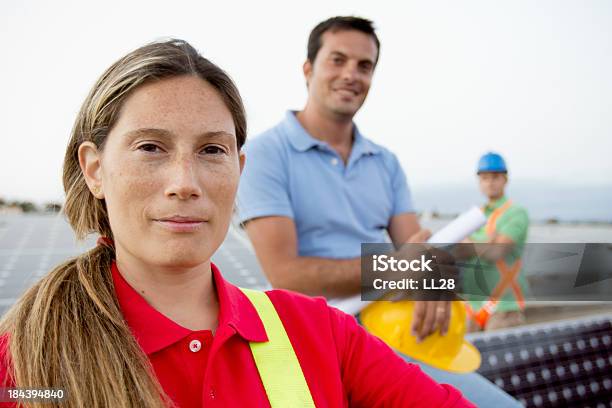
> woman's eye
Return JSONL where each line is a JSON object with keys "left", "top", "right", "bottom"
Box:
{"left": 202, "top": 145, "right": 226, "bottom": 155}
{"left": 138, "top": 143, "right": 163, "bottom": 153}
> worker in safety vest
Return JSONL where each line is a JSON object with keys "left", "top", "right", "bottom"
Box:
{"left": 462, "top": 152, "right": 530, "bottom": 332}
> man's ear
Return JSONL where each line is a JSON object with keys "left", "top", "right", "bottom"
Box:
{"left": 239, "top": 151, "right": 246, "bottom": 174}
{"left": 303, "top": 60, "right": 313, "bottom": 88}
{"left": 78, "top": 141, "right": 105, "bottom": 199}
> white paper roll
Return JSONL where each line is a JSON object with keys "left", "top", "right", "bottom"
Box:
{"left": 427, "top": 206, "right": 486, "bottom": 244}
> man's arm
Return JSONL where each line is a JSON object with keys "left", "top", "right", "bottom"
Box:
{"left": 244, "top": 216, "right": 361, "bottom": 298}
{"left": 461, "top": 207, "right": 529, "bottom": 261}
{"left": 463, "top": 234, "right": 516, "bottom": 262}
{"left": 387, "top": 213, "right": 426, "bottom": 246}
{"left": 246, "top": 212, "right": 451, "bottom": 340}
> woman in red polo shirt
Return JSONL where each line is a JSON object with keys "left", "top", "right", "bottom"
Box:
{"left": 0, "top": 40, "right": 473, "bottom": 407}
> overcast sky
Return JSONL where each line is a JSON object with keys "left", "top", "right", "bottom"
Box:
{"left": 2, "top": 0, "right": 611, "bottom": 204}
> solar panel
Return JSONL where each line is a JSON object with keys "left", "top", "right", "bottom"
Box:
{"left": 467, "top": 315, "right": 612, "bottom": 407}
{"left": 211, "top": 226, "right": 270, "bottom": 290}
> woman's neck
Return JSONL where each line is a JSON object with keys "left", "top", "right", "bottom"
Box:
{"left": 115, "top": 248, "right": 219, "bottom": 332}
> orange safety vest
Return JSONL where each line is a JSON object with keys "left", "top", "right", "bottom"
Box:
{"left": 465, "top": 200, "right": 526, "bottom": 329}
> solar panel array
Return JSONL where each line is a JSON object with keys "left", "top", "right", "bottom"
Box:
{"left": 468, "top": 315, "right": 612, "bottom": 407}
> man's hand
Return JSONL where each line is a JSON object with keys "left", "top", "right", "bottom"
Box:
{"left": 411, "top": 300, "right": 451, "bottom": 343}
{"left": 408, "top": 228, "right": 431, "bottom": 243}
{"left": 404, "top": 242, "right": 455, "bottom": 343}
{"left": 387, "top": 219, "right": 452, "bottom": 342}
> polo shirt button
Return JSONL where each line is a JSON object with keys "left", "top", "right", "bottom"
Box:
{"left": 331, "top": 158, "right": 339, "bottom": 165}
{"left": 189, "top": 339, "right": 202, "bottom": 352}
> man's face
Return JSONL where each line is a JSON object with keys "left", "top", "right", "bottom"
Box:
{"left": 478, "top": 172, "right": 507, "bottom": 200}
{"left": 304, "top": 29, "right": 378, "bottom": 119}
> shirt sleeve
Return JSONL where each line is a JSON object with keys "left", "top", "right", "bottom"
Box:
{"left": 496, "top": 207, "right": 529, "bottom": 243}
{"left": 387, "top": 152, "right": 415, "bottom": 216}
{"left": 236, "top": 135, "right": 294, "bottom": 223}
{"left": 329, "top": 306, "right": 475, "bottom": 407}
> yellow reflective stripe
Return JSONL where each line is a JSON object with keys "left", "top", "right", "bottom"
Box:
{"left": 485, "top": 200, "right": 513, "bottom": 236}
{"left": 239, "top": 288, "right": 316, "bottom": 408}
{"left": 468, "top": 200, "right": 525, "bottom": 325}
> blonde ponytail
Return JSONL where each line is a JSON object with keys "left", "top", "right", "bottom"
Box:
{"left": 0, "top": 245, "right": 171, "bottom": 407}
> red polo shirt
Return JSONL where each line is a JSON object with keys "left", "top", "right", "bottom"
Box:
{"left": 0, "top": 262, "right": 474, "bottom": 407}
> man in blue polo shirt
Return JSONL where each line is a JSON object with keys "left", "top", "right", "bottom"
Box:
{"left": 237, "top": 16, "right": 521, "bottom": 407}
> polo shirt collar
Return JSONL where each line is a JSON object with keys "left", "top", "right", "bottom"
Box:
{"left": 484, "top": 196, "right": 508, "bottom": 212}
{"left": 283, "top": 111, "right": 325, "bottom": 152}
{"left": 111, "top": 261, "right": 267, "bottom": 355}
{"left": 350, "top": 127, "right": 380, "bottom": 158}
{"left": 213, "top": 263, "right": 268, "bottom": 343}
{"left": 283, "top": 110, "right": 380, "bottom": 157}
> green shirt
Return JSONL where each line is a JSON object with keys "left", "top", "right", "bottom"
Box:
{"left": 463, "top": 196, "right": 530, "bottom": 312}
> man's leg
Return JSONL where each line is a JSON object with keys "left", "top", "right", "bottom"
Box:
{"left": 401, "top": 356, "right": 523, "bottom": 407}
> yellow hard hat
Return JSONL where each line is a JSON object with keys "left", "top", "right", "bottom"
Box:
{"left": 360, "top": 300, "right": 481, "bottom": 373}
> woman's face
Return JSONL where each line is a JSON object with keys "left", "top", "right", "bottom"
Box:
{"left": 81, "top": 75, "right": 244, "bottom": 268}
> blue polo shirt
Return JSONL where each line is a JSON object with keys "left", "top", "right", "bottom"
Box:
{"left": 237, "top": 111, "right": 415, "bottom": 259}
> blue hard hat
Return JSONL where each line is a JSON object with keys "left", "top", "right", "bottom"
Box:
{"left": 477, "top": 152, "right": 507, "bottom": 174}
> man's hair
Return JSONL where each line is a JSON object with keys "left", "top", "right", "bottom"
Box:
{"left": 307, "top": 16, "right": 380, "bottom": 64}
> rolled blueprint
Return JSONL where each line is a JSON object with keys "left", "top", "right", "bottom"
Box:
{"left": 329, "top": 206, "right": 486, "bottom": 315}
{"left": 427, "top": 206, "right": 486, "bottom": 244}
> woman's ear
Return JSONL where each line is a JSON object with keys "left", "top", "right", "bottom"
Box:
{"left": 239, "top": 151, "right": 246, "bottom": 175}
{"left": 78, "top": 142, "right": 105, "bottom": 199}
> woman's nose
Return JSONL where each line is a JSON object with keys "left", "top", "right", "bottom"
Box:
{"left": 164, "top": 156, "right": 202, "bottom": 200}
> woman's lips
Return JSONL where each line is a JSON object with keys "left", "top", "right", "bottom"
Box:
{"left": 154, "top": 216, "right": 207, "bottom": 233}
